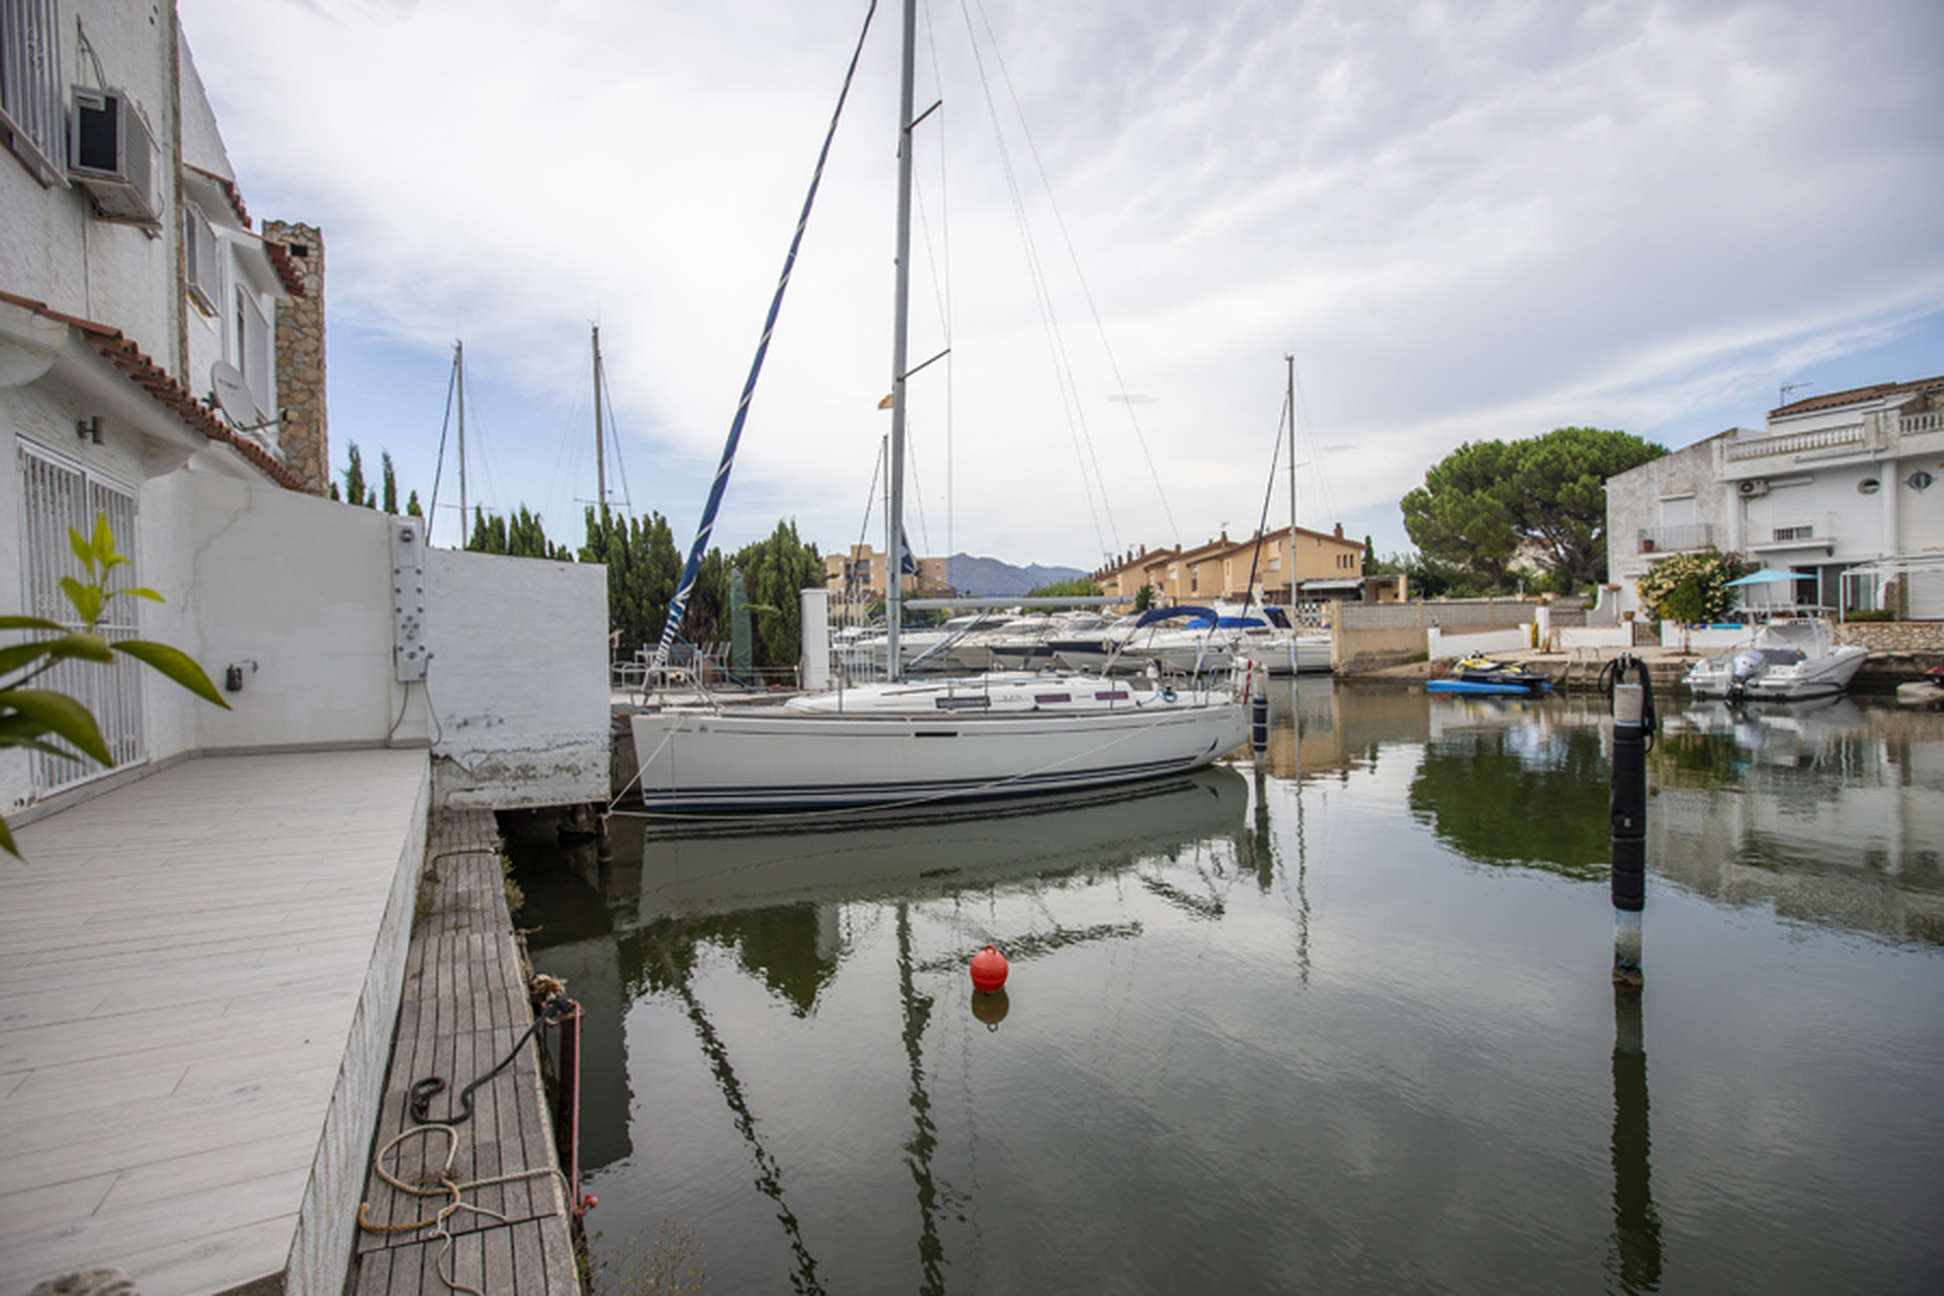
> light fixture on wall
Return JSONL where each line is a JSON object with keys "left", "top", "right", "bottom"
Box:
{"left": 75, "top": 416, "right": 102, "bottom": 445}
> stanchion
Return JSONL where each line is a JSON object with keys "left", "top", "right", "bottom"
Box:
{"left": 1605, "top": 653, "right": 1654, "bottom": 988}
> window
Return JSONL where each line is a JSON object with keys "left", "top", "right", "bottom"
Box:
{"left": 16, "top": 443, "right": 145, "bottom": 795}
{"left": 184, "top": 202, "right": 217, "bottom": 312}
{"left": 1268, "top": 556, "right": 1280, "bottom": 571}
{"left": 1858, "top": 479, "right": 1880, "bottom": 495}
{"left": 1774, "top": 525, "right": 1813, "bottom": 542}
{"left": 0, "top": 0, "right": 65, "bottom": 184}
{"left": 234, "top": 287, "right": 271, "bottom": 417}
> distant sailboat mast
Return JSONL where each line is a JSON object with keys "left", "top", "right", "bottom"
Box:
{"left": 592, "top": 325, "right": 607, "bottom": 520}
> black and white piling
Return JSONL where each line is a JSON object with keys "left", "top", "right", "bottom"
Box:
{"left": 1605, "top": 654, "right": 1654, "bottom": 988}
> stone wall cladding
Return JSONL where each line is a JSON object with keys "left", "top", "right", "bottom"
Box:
{"left": 264, "top": 219, "right": 328, "bottom": 495}
{"left": 1834, "top": 621, "right": 1944, "bottom": 653}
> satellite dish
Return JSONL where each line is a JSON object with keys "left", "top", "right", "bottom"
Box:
{"left": 210, "top": 361, "right": 255, "bottom": 425}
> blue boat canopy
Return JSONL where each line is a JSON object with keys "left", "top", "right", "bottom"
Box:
{"left": 1135, "top": 605, "right": 1218, "bottom": 628}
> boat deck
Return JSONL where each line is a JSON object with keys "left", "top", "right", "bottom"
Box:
{"left": 0, "top": 749, "right": 429, "bottom": 1296}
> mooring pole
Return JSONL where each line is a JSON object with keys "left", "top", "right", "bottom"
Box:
{"left": 1609, "top": 653, "right": 1651, "bottom": 987}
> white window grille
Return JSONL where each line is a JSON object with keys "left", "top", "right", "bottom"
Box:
{"left": 184, "top": 201, "right": 217, "bottom": 312}
{"left": 16, "top": 444, "right": 145, "bottom": 796}
{"left": 0, "top": 0, "right": 65, "bottom": 184}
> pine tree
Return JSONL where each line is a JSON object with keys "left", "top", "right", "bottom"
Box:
{"left": 342, "top": 443, "right": 368, "bottom": 509}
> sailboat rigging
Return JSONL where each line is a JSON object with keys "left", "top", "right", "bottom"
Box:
{"left": 624, "top": 0, "right": 1246, "bottom": 816}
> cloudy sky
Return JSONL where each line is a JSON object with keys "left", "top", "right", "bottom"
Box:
{"left": 179, "top": 0, "right": 1944, "bottom": 568}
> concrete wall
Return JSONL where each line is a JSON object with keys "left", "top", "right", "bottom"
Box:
{"left": 423, "top": 546, "right": 610, "bottom": 809}
{"left": 2, "top": 457, "right": 608, "bottom": 815}
{"left": 1428, "top": 626, "right": 1534, "bottom": 660}
{"left": 0, "top": 1, "right": 180, "bottom": 368}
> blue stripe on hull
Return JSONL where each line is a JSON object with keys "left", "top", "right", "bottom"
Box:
{"left": 635, "top": 751, "right": 1218, "bottom": 815}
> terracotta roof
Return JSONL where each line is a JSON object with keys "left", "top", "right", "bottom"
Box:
{"left": 0, "top": 289, "right": 305, "bottom": 491}
{"left": 185, "top": 164, "right": 251, "bottom": 228}
{"left": 1770, "top": 374, "right": 1944, "bottom": 419}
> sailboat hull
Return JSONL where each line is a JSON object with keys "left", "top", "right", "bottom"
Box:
{"left": 628, "top": 701, "right": 1248, "bottom": 813}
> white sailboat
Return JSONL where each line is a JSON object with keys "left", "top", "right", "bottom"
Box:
{"left": 627, "top": 0, "right": 1247, "bottom": 814}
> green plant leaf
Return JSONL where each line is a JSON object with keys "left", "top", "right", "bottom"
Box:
{"left": 0, "top": 715, "right": 87, "bottom": 760}
{"left": 112, "top": 640, "right": 231, "bottom": 709}
{"left": 67, "top": 528, "right": 96, "bottom": 576}
{"left": 0, "top": 641, "right": 54, "bottom": 675}
{"left": 59, "top": 577, "right": 102, "bottom": 627}
{"left": 45, "top": 632, "right": 113, "bottom": 663}
{"left": 110, "top": 586, "right": 165, "bottom": 603}
{"left": 3, "top": 690, "right": 113, "bottom": 765}
{"left": 92, "top": 512, "right": 116, "bottom": 566}
{"left": 0, "top": 616, "right": 63, "bottom": 631}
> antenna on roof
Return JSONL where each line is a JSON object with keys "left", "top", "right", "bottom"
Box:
{"left": 1780, "top": 381, "right": 1814, "bottom": 406}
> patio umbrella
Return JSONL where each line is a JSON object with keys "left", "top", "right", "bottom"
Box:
{"left": 1724, "top": 568, "right": 1802, "bottom": 586}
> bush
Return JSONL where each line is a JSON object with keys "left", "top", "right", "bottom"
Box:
{"left": 1635, "top": 547, "right": 1748, "bottom": 623}
{"left": 1842, "top": 609, "right": 1898, "bottom": 623}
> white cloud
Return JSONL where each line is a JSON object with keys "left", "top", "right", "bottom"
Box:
{"left": 181, "top": 0, "right": 1944, "bottom": 563}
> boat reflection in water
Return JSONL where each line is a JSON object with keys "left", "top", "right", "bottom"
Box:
{"left": 505, "top": 680, "right": 1944, "bottom": 1294}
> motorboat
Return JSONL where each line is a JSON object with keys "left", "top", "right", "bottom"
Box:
{"left": 1049, "top": 614, "right": 1144, "bottom": 673}
{"left": 1685, "top": 616, "right": 1867, "bottom": 702}
{"left": 1427, "top": 656, "right": 1553, "bottom": 696}
{"left": 1894, "top": 666, "right": 1943, "bottom": 707}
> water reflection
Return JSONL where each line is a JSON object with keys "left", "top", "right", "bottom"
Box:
{"left": 504, "top": 682, "right": 1944, "bottom": 1294}
{"left": 1279, "top": 683, "right": 1944, "bottom": 947}
{"left": 1608, "top": 988, "right": 1662, "bottom": 1294}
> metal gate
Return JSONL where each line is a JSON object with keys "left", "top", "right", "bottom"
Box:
{"left": 16, "top": 445, "right": 145, "bottom": 795}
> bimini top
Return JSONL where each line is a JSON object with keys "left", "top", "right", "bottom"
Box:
{"left": 1134, "top": 605, "right": 1219, "bottom": 628}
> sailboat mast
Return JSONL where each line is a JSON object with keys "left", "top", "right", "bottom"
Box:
{"left": 1287, "top": 353, "right": 1299, "bottom": 680}
{"left": 886, "top": 0, "right": 916, "bottom": 680}
{"left": 457, "top": 340, "right": 468, "bottom": 546}
{"left": 592, "top": 325, "right": 607, "bottom": 520}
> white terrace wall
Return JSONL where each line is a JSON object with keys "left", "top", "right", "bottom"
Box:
{"left": 422, "top": 546, "right": 609, "bottom": 809}
{"left": 2, "top": 467, "right": 608, "bottom": 815}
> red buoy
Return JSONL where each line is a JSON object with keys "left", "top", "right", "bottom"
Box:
{"left": 970, "top": 944, "right": 1008, "bottom": 993}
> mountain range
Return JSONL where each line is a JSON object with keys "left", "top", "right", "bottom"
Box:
{"left": 945, "top": 553, "right": 1088, "bottom": 597}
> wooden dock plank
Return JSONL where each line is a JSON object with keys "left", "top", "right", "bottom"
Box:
{"left": 346, "top": 811, "right": 579, "bottom": 1295}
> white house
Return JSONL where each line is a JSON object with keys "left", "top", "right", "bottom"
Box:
{"left": 1, "top": 7, "right": 608, "bottom": 1292}
{"left": 1607, "top": 375, "right": 1944, "bottom": 618}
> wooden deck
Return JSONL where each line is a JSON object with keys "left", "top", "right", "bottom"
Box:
{"left": 0, "top": 749, "right": 430, "bottom": 1296}
{"left": 348, "top": 810, "right": 579, "bottom": 1296}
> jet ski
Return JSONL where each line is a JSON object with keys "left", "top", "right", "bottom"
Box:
{"left": 1427, "top": 656, "right": 1554, "bottom": 696}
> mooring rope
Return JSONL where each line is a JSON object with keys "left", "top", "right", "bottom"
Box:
{"left": 357, "top": 987, "right": 579, "bottom": 1296}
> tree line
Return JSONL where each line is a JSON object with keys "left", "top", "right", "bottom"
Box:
{"left": 332, "top": 441, "right": 824, "bottom": 668}
{"left": 1392, "top": 426, "right": 1667, "bottom": 596}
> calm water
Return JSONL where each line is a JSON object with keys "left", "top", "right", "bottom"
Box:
{"left": 506, "top": 682, "right": 1944, "bottom": 1294}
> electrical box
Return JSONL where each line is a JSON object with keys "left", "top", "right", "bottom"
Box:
{"left": 392, "top": 516, "right": 428, "bottom": 682}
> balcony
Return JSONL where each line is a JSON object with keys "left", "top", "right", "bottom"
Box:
{"left": 1902, "top": 410, "right": 1944, "bottom": 437}
{"left": 1725, "top": 422, "right": 1865, "bottom": 462}
{"left": 1749, "top": 521, "right": 1835, "bottom": 554}
{"left": 1637, "top": 523, "right": 1714, "bottom": 554}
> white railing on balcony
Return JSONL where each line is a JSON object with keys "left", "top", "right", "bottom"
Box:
{"left": 1637, "top": 523, "right": 1714, "bottom": 553}
{"left": 1901, "top": 410, "right": 1944, "bottom": 436}
{"left": 1725, "top": 422, "right": 1865, "bottom": 461}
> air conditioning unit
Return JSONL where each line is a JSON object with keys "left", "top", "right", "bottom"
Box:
{"left": 1738, "top": 478, "right": 1769, "bottom": 498}
{"left": 69, "top": 88, "right": 159, "bottom": 227}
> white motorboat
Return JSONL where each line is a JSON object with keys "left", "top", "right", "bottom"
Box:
{"left": 1049, "top": 614, "right": 1144, "bottom": 673}
{"left": 1686, "top": 616, "right": 1868, "bottom": 702}
{"left": 630, "top": 0, "right": 1248, "bottom": 815}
